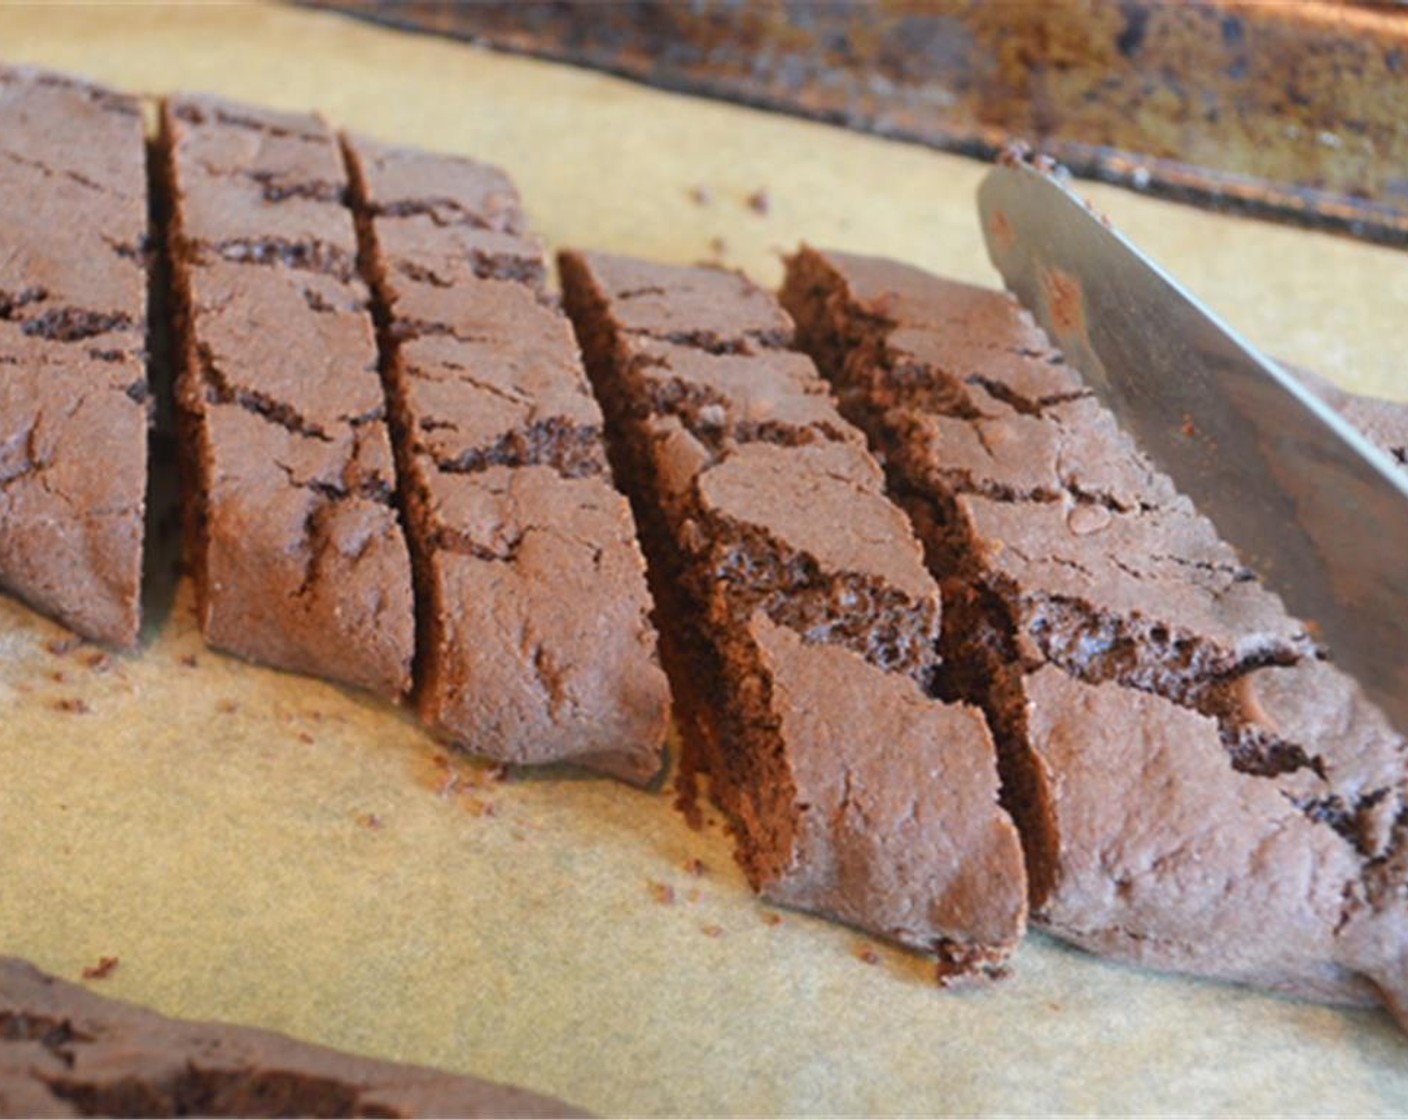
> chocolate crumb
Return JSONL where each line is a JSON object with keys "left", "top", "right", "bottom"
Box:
{"left": 935, "top": 960, "right": 1009, "bottom": 988}
{"left": 81, "top": 956, "right": 119, "bottom": 981}
{"left": 684, "top": 857, "right": 708, "bottom": 877}
{"left": 53, "top": 697, "right": 91, "bottom": 714}
{"left": 688, "top": 184, "right": 713, "bottom": 206}
{"left": 746, "top": 188, "right": 771, "bottom": 215}
{"left": 648, "top": 881, "right": 676, "bottom": 906}
{"left": 356, "top": 811, "right": 384, "bottom": 830}
{"left": 83, "top": 651, "right": 112, "bottom": 672}
{"left": 49, "top": 670, "right": 67, "bottom": 683}
{"left": 762, "top": 912, "right": 783, "bottom": 927}
{"left": 673, "top": 782, "right": 705, "bottom": 832}
{"left": 180, "top": 653, "right": 199, "bottom": 668}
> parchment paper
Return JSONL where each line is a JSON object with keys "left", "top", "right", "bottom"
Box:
{"left": 3, "top": 5, "right": 1407, "bottom": 1115}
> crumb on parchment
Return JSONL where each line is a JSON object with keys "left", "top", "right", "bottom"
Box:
{"left": 82, "top": 956, "right": 119, "bottom": 981}
{"left": 648, "top": 880, "right": 676, "bottom": 906}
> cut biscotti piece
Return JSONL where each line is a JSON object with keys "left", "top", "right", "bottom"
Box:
{"left": 343, "top": 136, "right": 669, "bottom": 786}
{"left": 0, "top": 66, "right": 148, "bottom": 647}
{"left": 160, "top": 95, "right": 414, "bottom": 697}
{"left": 0, "top": 957, "right": 585, "bottom": 1118}
{"left": 783, "top": 246, "right": 1408, "bottom": 1025}
{"left": 561, "top": 249, "right": 1026, "bottom": 977}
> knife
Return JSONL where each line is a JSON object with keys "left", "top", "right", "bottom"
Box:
{"left": 978, "top": 157, "right": 1408, "bottom": 736}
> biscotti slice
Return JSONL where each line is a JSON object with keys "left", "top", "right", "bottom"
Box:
{"left": 0, "top": 957, "right": 586, "bottom": 1118}
{"left": 561, "top": 250, "right": 1026, "bottom": 977}
{"left": 342, "top": 137, "right": 669, "bottom": 786}
{"left": 784, "top": 247, "right": 1408, "bottom": 1025}
{"left": 0, "top": 67, "right": 148, "bottom": 647}
{"left": 160, "top": 96, "right": 414, "bottom": 697}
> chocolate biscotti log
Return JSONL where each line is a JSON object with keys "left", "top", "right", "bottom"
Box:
{"left": 0, "top": 957, "right": 586, "bottom": 1118}
{"left": 342, "top": 137, "right": 669, "bottom": 785}
{"left": 560, "top": 251, "right": 1026, "bottom": 977}
{"left": 161, "top": 96, "right": 414, "bottom": 697}
{"left": 0, "top": 67, "right": 147, "bottom": 647}
{"left": 784, "top": 248, "right": 1408, "bottom": 1024}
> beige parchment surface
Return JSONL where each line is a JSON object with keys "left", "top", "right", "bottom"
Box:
{"left": 3, "top": 4, "right": 1408, "bottom": 1116}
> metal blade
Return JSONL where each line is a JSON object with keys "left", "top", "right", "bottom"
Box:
{"left": 978, "top": 159, "right": 1408, "bottom": 735}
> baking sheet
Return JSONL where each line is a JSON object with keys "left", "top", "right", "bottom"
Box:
{"left": 3, "top": 4, "right": 1408, "bottom": 1115}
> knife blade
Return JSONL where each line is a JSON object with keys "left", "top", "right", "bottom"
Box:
{"left": 977, "top": 158, "right": 1408, "bottom": 735}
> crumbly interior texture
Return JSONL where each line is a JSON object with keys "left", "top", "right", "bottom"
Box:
{"left": 782, "top": 246, "right": 1408, "bottom": 1023}
{"left": 561, "top": 249, "right": 1026, "bottom": 977}
{"left": 343, "top": 136, "right": 669, "bottom": 786}
{"left": 160, "top": 95, "right": 414, "bottom": 697}
{"left": 0, "top": 957, "right": 585, "bottom": 1118}
{"left": 0, "top": 66, "right": 148, "bottom": 647}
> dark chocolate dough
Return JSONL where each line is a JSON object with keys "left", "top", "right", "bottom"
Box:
{"left": 0, "top": 957, "right": 585, "bottom": 1118}
{"left": 0, "top": 66, "right": 148, "bottom": 647}
{"left": 562, "top": 249, "right": 1027, "bottom": 978}
{"left": 343, "top": 136, "right": 669, "bottom": 785}
{"left": 162, "top": 94, "right": 414, "bottom": 697}
{"left": 783, "top": 245, "right": 1408, "bottom": 1027}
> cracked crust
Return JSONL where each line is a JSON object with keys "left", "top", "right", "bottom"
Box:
{"left": 561, "top": 249, "right": 1027, "bottom": 973}
{"left": 416, "top": 465, "right": 671, "bottom": 777}
{"left": 0, "top": 957, "right": 586, "bottom": 1118}
{"left": 783, "top": 246, "right": 1408, "bottom": 1026}
{"left": 161, "top": 94, "right": 414, "bottom": 696}
{"left": 0, "top": 66, "right": 147, "bottom": 647}
{"left": 343, "top": 136, "right": 668, "bottom": 785}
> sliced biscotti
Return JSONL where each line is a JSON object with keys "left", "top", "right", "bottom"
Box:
{"left": 561, "top": 250, "right": 1026, "bottom": 977}
{"left": 783, "top": 247, "right": 1408, "bottom": 1024}
{"left": 0, "top": 67, "right": 148, "bottom": 647}
{"left": 160, "top": 95, "right": 414, "bottom": 697}
{"left": 342, "top": 136, "right": 669, "bottom": 786}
